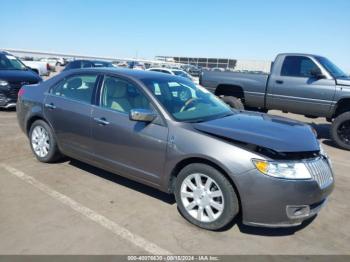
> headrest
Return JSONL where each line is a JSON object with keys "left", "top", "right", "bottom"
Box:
{"left": 67, "top": 78, "right": 82, "bottom": 90}
{"left": 104, "top": 78, "right": 129, "bottom": 98}
{"left": 113, "top": 81, "right": 128, "bottom": 98}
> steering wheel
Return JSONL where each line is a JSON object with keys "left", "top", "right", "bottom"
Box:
{"left": 180, "top": 98, "right": 202, "bottom": 112}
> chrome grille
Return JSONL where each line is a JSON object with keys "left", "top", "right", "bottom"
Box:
{"left": 305, "top": 157, "right": 333, "bottom": 189}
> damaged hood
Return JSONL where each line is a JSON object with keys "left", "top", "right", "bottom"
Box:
{"left": 193, "top": 111, "right": 320, "bottom": 153}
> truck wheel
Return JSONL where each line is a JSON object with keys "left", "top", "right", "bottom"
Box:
{"left": 221, "top": 96, "right": 244, "bottom": 110}
{"left": 174, "top": 163, "right": 239, "bottom": 230}
{"left": 331, "top": 112, "right": 350, "bottom": 150}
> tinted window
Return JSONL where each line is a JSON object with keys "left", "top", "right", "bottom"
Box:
{"left": 65, "top": 61, "right": 81, "bottom": 70}
{"left": 100, "top": 76, "right": 150, "bottom": 114}
{"left": 92, "top": 61, "right": 113, "bottom": 67}
{"left": 281, "top": 56, "right": 319, "bottom": 77}
{"left": 0, "top": 54, "right": 27, "bottom": 70}
{"left": 81, "top": 61, "right": 94, "bottom": 68}
{"left": 51, "top": 75, "right": 97, "bottom": 103}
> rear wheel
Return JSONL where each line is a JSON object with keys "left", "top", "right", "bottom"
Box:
{"left": 331, "top": 112, "right": 350, "bottom": 150}
{"left": 221, "top": 96, "right": 244, "bottom": 110}
{"left": 174, "top": 163, "right": 239, "bottom": 230}
{"left": 29, "top": 120, "right": 63, "bottom": 162}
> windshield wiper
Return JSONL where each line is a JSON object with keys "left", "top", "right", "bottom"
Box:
{"left": 187, "top": 112, "right": 234, "bottom": 123}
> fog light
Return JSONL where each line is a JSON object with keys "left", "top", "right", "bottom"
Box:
{"left": 286, "top": 205, "right": 310, "bottom": 219}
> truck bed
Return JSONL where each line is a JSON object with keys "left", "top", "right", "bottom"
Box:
{"left": 200, "top": 70, "right": 270, "bottom": 108}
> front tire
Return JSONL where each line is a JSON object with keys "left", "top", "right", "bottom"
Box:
{"left": 29, "top": 120, "right": 62, "bottom": 162}
{"left": 221, "top": 96, "right": 244, "bottom": 110}
{"left": 174, "top": 163, "right": 239, "bottom": 230}
{"left": 331, "top": 112, "right": 350, "bottom": 150}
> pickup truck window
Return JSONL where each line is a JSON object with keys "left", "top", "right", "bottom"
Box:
{"left": 281, "top": 56, "right": 319, "bottom": 78}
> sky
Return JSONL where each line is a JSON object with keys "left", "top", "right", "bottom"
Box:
{"left": 1, "top": 0, "right": 349, "bottom": 72}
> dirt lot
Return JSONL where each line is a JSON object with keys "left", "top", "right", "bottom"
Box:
{"left": 0, "top": 103, "right": 349, "bottom": 254}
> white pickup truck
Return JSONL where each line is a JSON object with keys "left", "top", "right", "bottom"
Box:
{"left": 21, "top": 60, "right": 50, "bottom": 76}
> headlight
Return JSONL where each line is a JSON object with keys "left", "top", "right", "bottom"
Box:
{"left": 0, "top": 80, "right": 9, "bottom": 87}
{"left": 319, "top": 143, "right": 327, "bottom": 157}
{"left": 319, "top": 143, "right": 332, "bottom": 167}
{"left": 252, "top": 159, "right": 311, "bottom": 179}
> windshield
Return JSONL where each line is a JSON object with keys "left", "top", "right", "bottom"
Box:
{"left": 316, "top": 56, "right": 348, "bottom": 78}
{"left": 141, "top": 78, "right": 233, "bottom": 122}
{"left": 0, "top": 54, "right": 27, "bottom": 70}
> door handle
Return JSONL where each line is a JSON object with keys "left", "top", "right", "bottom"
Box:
{"left": 44, "top": 103, "right": 56, "bottom": 109}
{"left": 94, "top": 117, "right": 110, "bottom": 125}
{"left": 276, "top": 80, "right": 284, "bottom": 84}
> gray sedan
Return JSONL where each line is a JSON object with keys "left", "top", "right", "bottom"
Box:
{"left": 17, "top": 68, "right": 334, "bottom": 230}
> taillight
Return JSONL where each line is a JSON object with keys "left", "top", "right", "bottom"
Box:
{"left": 18, "top": 88, "right": 25, "bottom": 97}
{"left": 47, "top": 63, "right": 50, "bottom": 70}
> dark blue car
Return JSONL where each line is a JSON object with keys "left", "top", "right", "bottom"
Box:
{"left": 0, "top": 51, "right": 42, "bottom": 109}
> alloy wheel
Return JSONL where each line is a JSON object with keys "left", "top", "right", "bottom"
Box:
{"left": 180, "top": 173, "right": 224, "bottom": 223}
{"left": 31, "top": 125, "right": 50, "bottom": 158}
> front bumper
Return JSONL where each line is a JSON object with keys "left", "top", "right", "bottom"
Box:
{"left": 0, "top": 86, "right": 20, "bottom": 108}
{"left": 0, "top": 93, "right": 17, "bottom": 108}
{"left": 236, "top": 159, "right": 334, "bottom": 227}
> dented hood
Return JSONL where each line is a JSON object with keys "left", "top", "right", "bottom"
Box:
{"left": 194, "top": 112, "right": 320, "bottom": 153}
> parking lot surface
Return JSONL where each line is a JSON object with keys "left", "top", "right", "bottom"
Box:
{"left": 0, "top": 108, "right": 349, "bottom": 255}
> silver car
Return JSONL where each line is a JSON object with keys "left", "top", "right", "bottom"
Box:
{"left": 17, "top": 68, "right": 334, "bottom": 230}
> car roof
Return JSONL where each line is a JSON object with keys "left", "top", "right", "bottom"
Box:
{"left": 278, "top": 53, "right": 321, "bottom": 58}
{"left": 69, "top": 59, "right": 112, "bottom": 63}
{"left": 66, "top": 67, "right": 190, "bottom": 82}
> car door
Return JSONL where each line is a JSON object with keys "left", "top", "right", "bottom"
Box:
{"left": 266, "top": 55, "right": 336, "bottom": 116}
{"left": 91, "top": 75, "right": 169, "bottom": 185}
{"left": 44, "top": 73, "right": 99, "bottom": 159}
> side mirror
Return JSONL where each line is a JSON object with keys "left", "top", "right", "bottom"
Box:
{"left": 129, "top": 109, "right": 157, "bottom": 122}
{"left": 310, "top": 68, "right": 325, "bottom": 79}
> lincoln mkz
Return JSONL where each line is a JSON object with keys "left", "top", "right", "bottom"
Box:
{"left": 17, "top": 68, "right": 334, "bottom": 230}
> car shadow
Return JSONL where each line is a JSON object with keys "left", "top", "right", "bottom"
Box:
{"left": 234, "top": 215, "right": 317, "bottom": 236}
{"left": 67, "top": 159, "right": 176, "bottom": 205}
{"left": 0, "top": 107, "right": 16, "bottom": 112}
{"left": 66, "top": 158, "right": 319, "bottom": 236}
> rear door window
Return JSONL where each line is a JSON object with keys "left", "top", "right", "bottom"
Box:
{"left": 51, "top": 74, "right": 98, "bottom": 104}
